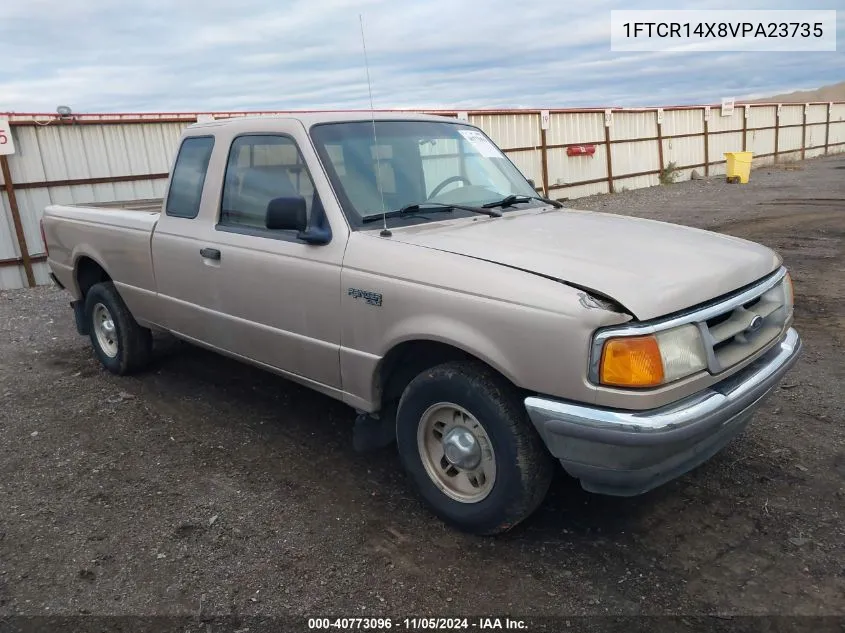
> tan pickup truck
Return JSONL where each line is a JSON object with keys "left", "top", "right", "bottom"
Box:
{"left": 42, "top": 113, "right": 801, "bottom": 534}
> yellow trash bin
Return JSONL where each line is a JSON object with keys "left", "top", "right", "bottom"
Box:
{"left": 725, "top": 151, "right": 753, "bottom": 184}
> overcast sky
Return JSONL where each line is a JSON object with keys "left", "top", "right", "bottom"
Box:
{"left": 0, "top": 0, "right": 842, "bottom": 113}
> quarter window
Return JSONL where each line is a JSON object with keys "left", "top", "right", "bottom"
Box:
{"left": 165, "top": 136, "right": 214, "bottom": 219}
{"left": 220, "top": 135, "right": 319, "bottom": 230}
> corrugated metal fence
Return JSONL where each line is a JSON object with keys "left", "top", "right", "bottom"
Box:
{"left": 2, "top": 103, "right": 844, "bottom": 289}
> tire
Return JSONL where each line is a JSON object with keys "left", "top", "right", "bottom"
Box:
{"left": 84, "top": 281, "right": 152, "bottom": 375}
{"left": 396, "top": 361, "right": 554, "bottom": 535}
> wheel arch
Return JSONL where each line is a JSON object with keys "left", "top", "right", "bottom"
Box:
{"left": 74, "top": 254, "right": 112, "bottom": 299}
{"left": 375, "top": 338, "right": 523, "bottom": 410}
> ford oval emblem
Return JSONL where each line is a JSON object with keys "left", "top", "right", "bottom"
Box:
{"left": 745, "top": 315, "right": 764, "bottom": 335}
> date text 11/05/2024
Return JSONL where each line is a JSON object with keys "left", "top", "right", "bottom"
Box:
{"left": 308, "top": 617, "right": 528, "bottom": 630}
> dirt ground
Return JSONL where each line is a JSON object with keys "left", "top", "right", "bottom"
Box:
{"left": 1, "top": 154, "right": 843, "bottom": 627}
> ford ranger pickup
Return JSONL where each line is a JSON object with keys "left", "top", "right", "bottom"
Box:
{"left": 42, "top": 113, "right": 801, "bottom": 534}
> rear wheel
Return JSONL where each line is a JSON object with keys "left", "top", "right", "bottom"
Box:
{"left": 396, "top": 361, "right": 554, "bottom": 535}
{"left": 85, "top": 282, "right": 152, "bottom": 375}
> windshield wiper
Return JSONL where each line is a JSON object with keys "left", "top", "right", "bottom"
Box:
{"left": 482, "top": 194, "right": 563, "bottom": 209}
{"left": 481, "top": 194, "right": 531, "bottom": 209}
{"left": 361, "top": 202, "right": 502, "bottom": 224}
{"left": 400, "top": 201, "right": 502, "bottom": 217}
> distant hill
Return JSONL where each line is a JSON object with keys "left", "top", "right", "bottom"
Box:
{"left": 750, "top": 80, "right": 845, "bottom": 103}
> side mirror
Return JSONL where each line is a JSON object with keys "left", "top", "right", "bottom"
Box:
{"left": 266, "top": 196, "right": 307, "bottom": 231}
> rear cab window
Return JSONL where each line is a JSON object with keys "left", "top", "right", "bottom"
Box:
{"left": 165, "top": 136, "right": 215, "bottom": 219}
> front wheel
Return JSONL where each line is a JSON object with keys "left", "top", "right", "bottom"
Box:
{"left": 396, "top": 361, "right": 554, "bottom": 535}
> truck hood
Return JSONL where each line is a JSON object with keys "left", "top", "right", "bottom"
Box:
{"left": 389, "top": 208, "right": 781, "bottom": 320}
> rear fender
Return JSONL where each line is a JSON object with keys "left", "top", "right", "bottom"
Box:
{"left": 70, "top": 246, "right": 109, "bottom": 296}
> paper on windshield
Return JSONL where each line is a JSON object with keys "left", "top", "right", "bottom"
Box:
{"left": 458, "top": 130, "right": 503, "bottom": 158}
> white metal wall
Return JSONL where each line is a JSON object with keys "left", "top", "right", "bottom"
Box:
{"left": 0, "top": 120, "right": 184, "bottom": 288}
{"left": 1, "top": 102, "right": 844, "bottom": 289}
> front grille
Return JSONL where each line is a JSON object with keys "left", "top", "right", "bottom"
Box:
{"left": 699, "top": 274, "right": 791, "bottom": 373}
{"left": 588, "top": 268, "right": 792, "bottom": 385}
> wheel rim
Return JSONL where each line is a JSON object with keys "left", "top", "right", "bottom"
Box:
{"left": 92, "top": 303, "right": 118, "bottom": 358}
{"left": 417, "top": 402, "right": 496, "bottom": 503}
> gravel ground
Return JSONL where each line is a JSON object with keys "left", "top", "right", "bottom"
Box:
{"left": 1, "top": 154, "right": 843, "bottom": 628}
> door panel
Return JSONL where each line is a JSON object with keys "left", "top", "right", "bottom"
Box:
{"left": 151, "top": 224, "right": 227, "bottom": 342}
{"left": 198, "top": 132, "right": 344, "bottom": 387}
{"left": 151, "top": 135, "right": 224, "bottom": 339}
{"left": 202, "top": 231, "right": 343, "bottom": 387}
{"left": 152, "top": 127, "right": 346, "bottom": 390}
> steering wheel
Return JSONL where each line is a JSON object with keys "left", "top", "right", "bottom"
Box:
{"left": 428, "top": 175, "right": 472, "bottom": 198}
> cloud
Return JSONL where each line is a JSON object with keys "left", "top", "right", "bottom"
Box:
{"left": 0, "top": 0, "right": 841, "bottom": 112}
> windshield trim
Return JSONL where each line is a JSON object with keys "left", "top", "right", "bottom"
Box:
{"left": 308, "top": 119, "right": 540, "bottom": 231}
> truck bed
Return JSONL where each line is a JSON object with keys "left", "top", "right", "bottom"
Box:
{"left": 42, "top": 200, "right": 162, "bottom": 312}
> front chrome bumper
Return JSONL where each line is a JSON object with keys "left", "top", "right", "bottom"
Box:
{"left": 525, "top": 328, "right": 802, "bottom": 496}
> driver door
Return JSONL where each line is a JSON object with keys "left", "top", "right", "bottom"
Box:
{"left": 197, "top": 133, "right": 345, "bottom": 388}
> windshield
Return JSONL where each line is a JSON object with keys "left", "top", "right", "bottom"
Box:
{"left": 310, "top": 120, "right": 542, "bottom": 228}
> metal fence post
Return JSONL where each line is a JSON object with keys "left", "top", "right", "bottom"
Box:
{"left": 703, "top": 107, "right": 710, "bottom": 177}
{"left": 540, "top": 122, "right": 550, "bottom": 197}
{"left": 604, "top": 111, "right": 614, "bottom": 193}
{"left": 801, "top": 104, "right": 808, "bottom": 161}
{"left": 656, "top": 109, "right": 665, "bottom": 175}
{"left": 773, "top": 105, "right": 781, "bottom": 164}
{"left": 0, "top": 153, "right": 35, "bottom": 287}
{"left": 824, "top": 103, "right": 831, "bottom": 155}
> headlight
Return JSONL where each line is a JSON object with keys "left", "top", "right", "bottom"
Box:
{"left": 598, "top": 323, "right": 707, "bottom": 388}
{"left": 655, "top": 324, "right": 708, "bottom": 382}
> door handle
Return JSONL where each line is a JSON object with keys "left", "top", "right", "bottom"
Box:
{"left": 200, "top": 247, "right": 221, "bottom": 260}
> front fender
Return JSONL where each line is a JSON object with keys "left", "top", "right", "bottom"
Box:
{"left": 380, "top": 315, "right": 521, "bottom": 387}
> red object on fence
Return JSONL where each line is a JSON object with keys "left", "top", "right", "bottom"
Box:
{"left": 566, "top": 145, "right": 596, "bottom": 157}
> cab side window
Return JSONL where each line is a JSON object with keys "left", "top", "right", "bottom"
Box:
{"left": 220, "top": 135, "right": 319, "bottom": 230}
{"left": 165, "top": 136, "right": 214, "bottom": 219}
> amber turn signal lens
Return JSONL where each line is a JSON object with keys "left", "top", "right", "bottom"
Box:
{"left": 600, "top": 335, "right": 665, "bottom": 387}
